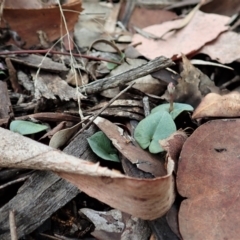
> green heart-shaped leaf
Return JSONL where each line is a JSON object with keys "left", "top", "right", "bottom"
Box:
{"left": 134, "top": 111, "right": 176, "bottom": 153}
{"left": 151, "top": 103, "right": 193, "bottom": 119}
{"left": 10, "top": 120, "right": 48, "bottom": 135}
{"left": 87, "top": 131, "right": 119, "bottom": 162}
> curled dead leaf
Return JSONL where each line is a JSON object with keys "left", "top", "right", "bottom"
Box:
{"left": 192, "top": 91, "right": 240, "bottom": 119}
{"left": 160, "top": 130, "right": 188, "bottom": 172}
{"left": 0, "top": 127, "right": 175, "bottom": 220}
{"left": 132, "top": 10, "right": 229, "bottom": 60}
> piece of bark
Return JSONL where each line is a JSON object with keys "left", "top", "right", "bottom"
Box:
{"left": 79, "top": 56, "right": 174, "bottom": 94}
{"left": 5, "top": 58, "right": 22, "bottom": 93}
{"left": 0, "top": 125, "right": 98, "bottom": 240}
{"left": 10, "top": 54, "right": 68, "bottom": 72}
{"left": 92, "top": 108, "right": 144, "bottom": 121}
{"left": 0, "top": 81, "right": 13, "bottom": 126}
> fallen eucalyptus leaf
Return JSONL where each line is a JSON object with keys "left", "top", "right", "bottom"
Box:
{"left": 0, "top": 127, "right": 175, "bottom": 220}
{"left": 192, "top": 91, "right": 240, "bottom": 119}
{"left": 49, "top": 121, "right": 82, "bottom": 149}
{"left": 177, "top": 119, "right": 240, "bottom": 240}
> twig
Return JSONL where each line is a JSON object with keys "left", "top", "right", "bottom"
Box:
{"left": 39, "top": 233, "right": 60, "bottom": 240}
{"left": 0, "top": 176, "right": 29, "bottom": 190}
{"left": 79, "top": 56, "right": 174, "bottom": 94}
{"left": 142, "top": 96, "right": 150, "bottom": 117}
{"left": 9, "top": 210, "right": 18, "bottom": 240}
{"left": 69, "top": 82, "right": 136, "bottom": 142}
{"left": 0, "top": 49, "right": 121, "bottom": 65}
{"left": 219, "top": 75, "right": 240, "bottom": 90}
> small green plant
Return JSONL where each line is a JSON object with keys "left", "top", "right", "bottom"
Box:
{"left": 10, "top": 120, "right": 48, "bottom": 135}
{"left": 134, "top": 82, "right": 193, "bottom": 153}
{"left": 87, "top": 131, "right": 119, "bottom": 162}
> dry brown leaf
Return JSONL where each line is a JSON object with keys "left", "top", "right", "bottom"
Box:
{"left": 0, "top": 127, "right": 175, "bottom": 220}
{"left": 128, "top": 8, "right": 177, "bottom": 29}
{"left": 132, "top": 10, "right": 229, "bottom": 60}
{"left": 192, "top": 91, "right": 240, "bottom": 119}
{"left": 33, "top": 72, "right": 79, "bottom": 101}
{"left": 66, "top": 69, "right": 89, "bottom": 86}
{"left": 5, "top": 0, "right": 59, "bottom": 8}
{"left": 80, "top": 209, "right": 151, "bottom": 240}
{"left": 49, "top": 121, "right": 83, "bottom": 149}
{"left": 160, "top": 130, "right": 188, "bottom": 172}
{"left": 39, "top": 121, "right": 67, "bottom": 141}
{"left": 161, "top": 54, "right": 218, "bottom": 108}
{"left": 159, "top": 2, "right": 201, "bottom": 39}
{"left": 11, "top": 54, "right": 68, "bottom": 72}
{"left": 198, "top": 31, "right": 240, "bottom": 64}
{"left": 201, "top": 0, "right": 240, "bottom": 16}
{"left": 3, "top": 0, "right": 82, "bottom": 47}
{"left": 177, "top": 119, "right": 240, "bottom": 240}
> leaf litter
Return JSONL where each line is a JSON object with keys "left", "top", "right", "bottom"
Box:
{"left": 1, "top": 0, "right": 240, "bottom": 239}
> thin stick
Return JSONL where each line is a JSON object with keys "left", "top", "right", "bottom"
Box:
{"left": 0, "top": 176, "right": 29, "bottom": 190}
{"left": 0, "top": 49, "right": 121, "bottom": 65}
{"left": 9, "top": 210, "right": 18, "bottom": 240}
{"left": 79, "top": 56, "right": 174, "bottom": 94}
{"left": 219, "top": 75, "right": 240, "bottom": 90}
{"left": 69, "top": 82, "right": 135, "bottom": 142}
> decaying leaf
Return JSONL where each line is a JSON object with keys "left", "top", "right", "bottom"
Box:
{"left": 49, "top": 121, "right": 83, "bottom": 149}
{"left": 33, "top": 72, "right": 79, "bottom": 100}
{"left": 161, "top": 54, "right": 218, "bottom": 108}
{"left": 158, "top": 1, "right": 201, "bottom": 39}
{"left": 39, "top": 121, "right": 67, "bottom": 141}
{"left": 201, "top": 0, "right": 240, "bottom": 16}
{"left": 74, "top": 0, "right": 112, "bottom": 48}
{"left": 177, "top": 119, "right": 240, "bottom": 240}
{"left": 0, "top": 127, "right": 175, "bottom": 220}
{"left": 198, "top": 31, "right": 240, "bottom": 64}
{"left": 66, "top": 68, "right": 89, "bottom": 86}
{"left": 132, "top": 10, "right": 229, "bottom": 60}
{"left": 3, "top": 0, "right": 82, "bottom": 47}
{"left": 10, "top": 54, "right": 68, "bottom": 72}
{"left": 80, "top": 209, "right": 151, "bottom": 240}
{"left": 160, "top": 130, "right": 188, "bottom": 171}
{"left": 192, "top": 91, "right": 240, "bottom": 119}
